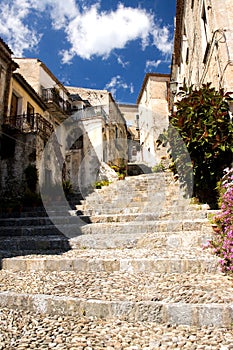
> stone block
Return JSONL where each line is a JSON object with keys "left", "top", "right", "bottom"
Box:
{"left": 26, "top": 258, "right": 46, "bottom": 271}
{"left": 166, "top": 303, "right": 193, "bottom": 326}
{"left": 2, "top": 258, "right": 27, "bottom": 271}
{"left": 136, "top": 302, "right": 164, "bottom": 322}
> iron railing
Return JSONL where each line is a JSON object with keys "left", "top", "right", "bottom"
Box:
{"left": 71, "top": 106, "right": 108, "bottom": 122}
{"left": 4, "top": 113, "right": 54, "bottom": 138}
{"left": 42, "top": 88, "right": 71, "bottom": 114}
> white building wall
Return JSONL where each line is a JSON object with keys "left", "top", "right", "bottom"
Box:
{"left": 138, "top": 74, "right": 170, "bottom": 167}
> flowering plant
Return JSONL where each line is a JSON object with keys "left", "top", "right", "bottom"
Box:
{"left": 208, "top": 168, "right": 233, "bottom": 273}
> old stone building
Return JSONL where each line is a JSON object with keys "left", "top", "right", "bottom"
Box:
{"left": 65, "top": 86, "right": 128, "bottom": 192}
{"left": 0, "top": 39, "right": 18, "bottom": 128}
{"left": 0, "top": 55, "right": 128, "bottom": 197}
{"left": 136, "top": 73, "right": 170, "bottom": 167}
{"left": 118, "top": 103, "right": 140, "bottom": 163}
{"left": 171, "top": 0, "right": 233, "bottom": 111}
{"left": 1, "top": 70, "right": 54, "bottom": 204}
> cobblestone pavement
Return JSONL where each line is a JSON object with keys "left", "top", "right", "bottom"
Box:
{"left": 0, "top": 307, "right": 233, "bottom": 350}
{"left": 0, "top": 270, "right": 233, "bottom": 304}
{"left": 1, "top": 246, "right": 215, "bottom": 260}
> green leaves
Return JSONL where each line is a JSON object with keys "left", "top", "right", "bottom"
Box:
{"left": 169, "top": 83, "right": 233, "bottom": 207}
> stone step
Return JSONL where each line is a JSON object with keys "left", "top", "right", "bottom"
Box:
{"left": 81, "top": 198, "right": 186, "bottom": 209}
{"left": 80, "top": 219, "right": 212, "bottom": 235}
{"left": 87, "top": 184, "right": 182, "bottom": 196}
{"left": 77, "top": 205, "right": 194, "bottom": 215}
{"left": 77, "top": 202, "right": 192, "bottom": 215}
{"left": 0, "top": 235, "right": 70, "bottom": 253}
{"left": 0, "top": 215, "right": 88, "bottom": 227}
{"left": 0, "top": 223, "right": 84, "bottom": 237}
{"left": 88, "top": 210, "right": 214, "bottom": 223}
{"left": 84, "top": 189, "right": 184, "bottom": 201}
{"left": 0, "top": 207, "right": 79, "bottom": 219}
{"left": 0, "top": 291, "right": 231, "bottom": 326}
{"left": 70, "top": 233, "right": 143, "bottom": 249}
{"left": 2, "top": 251, "right": 218, "bottom": 274}
{"left": 1, "top": 265, "right": 232, "bottom": 327}
{"left": 69, "top": 230, "right": 212, "bottom": 249}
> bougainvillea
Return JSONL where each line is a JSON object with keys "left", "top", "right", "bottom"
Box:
{"left": 208, "top": 168, "right": 233, "bottom": 273}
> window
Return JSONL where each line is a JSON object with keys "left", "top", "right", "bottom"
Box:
{"left": 26, "top": 102, "right": 35, "bottom": 128}
{"left": 115, "top": 126, "right": 118, "bottom": 139}
{"left": 201, "top": 3, "right": 209, "bottom": 62}
{"left": 186, "top": 47, "right": 189, "bottom": 64}
{"left": 191, "top": 0, "right": 194, "bottom": 9}
{"left": 10, "top": 93, "right": 19, "bottom": 116}
{"left": 70, "top": 135, "right": 83, "bottom": 150}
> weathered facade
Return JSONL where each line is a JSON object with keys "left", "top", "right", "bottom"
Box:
{"left": 137, "top": 73, "right": 170, "bottom": 167}
{"left": 1, "top": 70, "right": 53, "bottom": 201}
{"left": 13, "top": 58, "right": 71, "bottom": 124}
{"left": 65, "top": 87, "right": 128, "bottom": 192}
{"left": 171, "top": 0, "right": 233, "bottom": 110}
{"left": 0, "top": 39, "right": 18, "bottom": 126}
{"left": 118, "top": 103, "right": 140, "bottom": 163}
{"left": 12, "top": 60, "right": 127, "bottom": 193}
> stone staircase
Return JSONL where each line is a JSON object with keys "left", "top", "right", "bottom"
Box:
{"left": 1, "top": 171, "right": 232, "bottom": 329}
{"left": 0, "top": 193, "right": 83, "bottom": 257}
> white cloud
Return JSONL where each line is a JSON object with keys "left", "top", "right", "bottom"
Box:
{"left": 105, "top": 75, "right": 134, "bottom": 98}
{"left": 145, "top": 59, "right": 162, "bottom": 70}
{"left": 0, "top": 0, "right": 173, "bottom": 60}
{"left": 61, "top": 3, "right": 153, "bottom": 61}
{"left": 152, "top": 25, "right": 173, "bottom": 54}
{"left": 0, "top": 1, "right": 41, "bottom": 56}
{"left": 116, "top": 55, "right": 129, "bottom": 68}
{"left": 37, "top": 0, "right": 79, "bottom": 30}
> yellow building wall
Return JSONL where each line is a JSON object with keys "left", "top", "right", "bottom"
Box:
{"left": 8, "top": 77, "right": 45, "bottom": 117}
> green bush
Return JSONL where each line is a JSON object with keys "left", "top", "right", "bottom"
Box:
{"left": 151, "top": 163, "right": 165, "bottom": 173}
{"left": 161, "top": 83, "right": 233, "bottom": 207}
{"left": 94, "top": 180, "right": 111, "bottom": 189}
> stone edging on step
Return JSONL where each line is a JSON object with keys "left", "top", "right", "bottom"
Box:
{"left": 0, "top": 291, "right": 232, "bottom": 327}
{"left": 2, "top": 257, "right": 219, "bottom": 274}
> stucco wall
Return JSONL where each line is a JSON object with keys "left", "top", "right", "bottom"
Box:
{"left": 8, "top": 77, "right": 45, "bottom": 116}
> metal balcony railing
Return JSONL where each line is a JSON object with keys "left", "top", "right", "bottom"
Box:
{"left": 42, "top": 88, "right": 71, "bottom": 114}
{"left": 71, "top": 106, "right": 108, "bottom": 122}
{"left": 4, "top": 113, "right": 54, "bottom": 138}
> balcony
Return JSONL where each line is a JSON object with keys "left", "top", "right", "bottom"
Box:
{"left": 3, "top": 113, "right": 54, "bottom": 139}
{"left": 71, "top": 106, "right": 108, "bottom": 122}
{"left": 42, "top": 88, "right": 71, "bottom": 117}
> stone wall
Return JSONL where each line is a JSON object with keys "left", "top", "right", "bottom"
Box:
{"left": 137, "top": 74, "right": 170, "bottom": 167}
{"left": 172, "top": 0, "right": 233, "bottom": 95}
{"left": 0, "top": 131, "right": 38, "bottom": 198}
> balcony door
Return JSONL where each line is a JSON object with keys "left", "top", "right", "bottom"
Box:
{"left": 27, "top": 102, "right": 35, "bottom": 129}
{"left": 10, "top": 93, "right": 18, "bottom": 126}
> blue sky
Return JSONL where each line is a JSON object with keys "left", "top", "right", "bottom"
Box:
{"left": 0, "top": 0, "right": 176, "bottom": 104}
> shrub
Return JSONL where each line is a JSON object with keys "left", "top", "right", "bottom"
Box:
{"left": 151, "top": 163, "right": 165, "bottom": 173}
{"left": 94, "top": 180, "right": 111, "bottom": 189}
{"left": 160, "top": 83, "right": 233, "bottom": 207}
{"left": 208, "top": 168, "right": 233, "bottom": 273}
